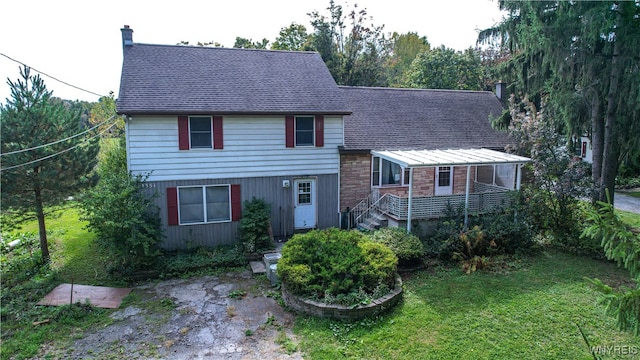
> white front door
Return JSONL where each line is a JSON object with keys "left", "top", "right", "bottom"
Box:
{"left": 294, "top": 179, "right": 316, "bottom": 229}
{"left": 435, "top": 166, "right": 453, "bottom": 195}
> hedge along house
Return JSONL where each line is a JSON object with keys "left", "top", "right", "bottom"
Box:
{"left": 116, "top": 26, "right": 350, "bottom": 249}
{"left": 339, "top": 86, "right": 531, "bottom": 231}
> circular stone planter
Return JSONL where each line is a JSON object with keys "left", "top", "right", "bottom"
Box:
{"left": 281, "top": 274, "right": 403, "bottom": 320}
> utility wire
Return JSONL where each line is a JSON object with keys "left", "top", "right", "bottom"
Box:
{"left": 1, "top": 114, "right": 119, "bottom": 157}
{"left": 0, "top": 122, "right": 118, "bottom": 172}
{"left": 0, "top": 52, "right": 106, "bottom": 98}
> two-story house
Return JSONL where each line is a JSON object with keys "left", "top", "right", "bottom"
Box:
{"left": 117, "top": 26, "right": 530, "bottom": 248}
{"left": 117, "top": 26, "right": 350, "bottom": 249}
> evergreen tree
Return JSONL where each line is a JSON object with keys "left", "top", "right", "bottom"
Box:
{"left": 0, "top": 66, "right": 100, "bottom": 262}
{"left": 479, "top": 0, "right": 640, "bottom": 204}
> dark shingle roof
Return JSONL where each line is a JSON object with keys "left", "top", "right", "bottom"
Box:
{"left": 341, "top": 86, "right": 513, "bottom": 151}
{"left": 117, "top": 44, "right": 350, "bottom": 115}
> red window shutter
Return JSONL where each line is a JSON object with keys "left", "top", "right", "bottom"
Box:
{"left": 231, "top": 184, "right": 242, "bottom": 221}
{"left": 315, "top": 115, "right": 324, "bottom": 147}
{"left": 213, "top": 116, "right": 223, "bottom": 149}
{"left": 178, "top": 116, "right": 189, "bottom": 150}
{"left": 167, "top": 187, "right": 179, "bottom": 225}
{"left": 581, "top": 142, "right": 587, "bottom": 158}
{"left": 285, "top": 115, "right": 295, "bottom": 148}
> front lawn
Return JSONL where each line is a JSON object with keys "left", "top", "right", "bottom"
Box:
{"left": 294, "top": 251, "right": 638, "bottom": 359}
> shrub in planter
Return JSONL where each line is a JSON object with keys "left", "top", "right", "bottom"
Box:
{"left": 277, "top": 228, "right": 397, "bottom": 305}
{"left": 370, "top": 227, "right": 425, "bottom": 268}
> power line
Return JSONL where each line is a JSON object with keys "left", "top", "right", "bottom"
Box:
{"left": 0, "top": 122, "right": 118, "bottom": 172}
{"left": 1, "top": 114, "right": 119, "bottom": 157}
{"left": 0, "top": 52, "right": 106, "bottom": 98}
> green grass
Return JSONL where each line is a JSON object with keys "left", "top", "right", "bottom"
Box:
{"left": 1, "top": 204, "right": 119, "bottom": 360}
{"left": 625, "top": 191, "right": 640, "bottom": 199}
{"left": 16, "top": 204, "right": 116, "bottom": 286}
{"left": 293, "top": 251, "right": 638, "bottom": 360}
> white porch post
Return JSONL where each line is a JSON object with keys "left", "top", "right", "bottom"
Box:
{"left": 407, "top": 167, "right": 414, "bottom": 233}
{"left": 464, "top": 165, "right": 471, "bottom": 228}
{"left": 516, "top": 163, "right": 523, "bottom": 190}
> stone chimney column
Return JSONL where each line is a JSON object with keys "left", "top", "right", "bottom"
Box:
{"left": 121, "top": 25, "right": 133, "bottom": 51}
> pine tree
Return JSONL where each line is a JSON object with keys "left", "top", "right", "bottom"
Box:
{"left": 479, "top": 0, "right": 640, "bottom": 204}
{"left": 1, "top": 66, "right": 100, "bottom": 262}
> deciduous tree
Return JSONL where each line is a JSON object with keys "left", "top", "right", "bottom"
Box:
{"left": 308, "top": 1, "right": 388, "bottom": 86}
{"left": 233, "top": 37, "right": 269, "bottom": 49}
{"left": 0, "top": 66, "right": 99, "bottom": 262}
{"left": 271, "top": 23, "right": 311, "bottom": 51}
{"left": 384, "top": 32, "right": 430, "bottom": 87}
{"left": 404, "top": 46, "right": 484, "bottom": 90}
{"left": 89, "top": 92, "right": 121, "bottom": 137}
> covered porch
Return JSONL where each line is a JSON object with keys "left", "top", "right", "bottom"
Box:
{"left": 350, "top": 148, "right": 531, "bottom": 232}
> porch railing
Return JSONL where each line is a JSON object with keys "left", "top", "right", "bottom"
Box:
{"left": 386, "top": 182, "right": 514, "bottom": 220}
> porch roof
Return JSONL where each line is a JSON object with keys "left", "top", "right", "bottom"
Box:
{"left": 371, "top": 148, "right": 531, "bottom": 168}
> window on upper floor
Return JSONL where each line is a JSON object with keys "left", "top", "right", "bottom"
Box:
{"left": 190, "top": 116, "right": 212, "bottom": 148}
{"left": 285, "top": 115, "right": 324, "bottom": 148}
{"left": 372, "top": 156, "right": 410, "bottom": 187}
{"left": 295, "top": 116, "right": 315, "bottom": 146}
{"left": 178, "top": 115, "right": 223, "bottom": 150}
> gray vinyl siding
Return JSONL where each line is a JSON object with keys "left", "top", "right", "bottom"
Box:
{"left": 149, "top": 174, "right": 339, "bottom": 249}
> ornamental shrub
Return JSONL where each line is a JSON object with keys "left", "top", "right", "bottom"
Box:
{"left": 277, "top": 228, "right": 397, "bottom": 303}
{"left": 370, "top": 227, "right": 424, "bottom": 267}
{"left": 237, "top": 197, "right": 273, "bottom": 253}
{"left": 80, "top": 138, "right": 162, "bottom": 274}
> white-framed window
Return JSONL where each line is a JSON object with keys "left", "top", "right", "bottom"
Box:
{"left": 178, "top": 185, "right": 231, "bottom": 224}
{"left": 190, "top": 116, "right": 212, "bottom": 148}
{"left": 372, "top": 156, "right": 410, "bottom": 187}
{"left": 295, "top": 116, "right": 314, "bottom": 146}
{"left": 437, "top": 166, "right": 452, "bottom": 187}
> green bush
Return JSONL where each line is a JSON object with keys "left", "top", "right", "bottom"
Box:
{"left": 237, "top": 197, "right": 273, "bottom": 253}
{"left": 277, "top": 228, "right": 397, "bottom": 305}
{"left": 161, "top": 245, "right": 245, "bottom": 277}
{"left": 370, "top": 227, "right": 424, "bottom": 267}
{"left": 0, "top": 232, "right": 44, "bottom": 288}
{"left": 426, "top": 200, "right": 536, "bottom": 263}
{"left": 79, "top": 138, "right": 162, "bottom": 274}
{"left": 615, "top": 176, "right": 640, "bottom": 189}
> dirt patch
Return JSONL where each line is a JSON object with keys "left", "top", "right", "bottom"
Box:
{"left": 50, "top": 270, "right": 302, "bottom": 359}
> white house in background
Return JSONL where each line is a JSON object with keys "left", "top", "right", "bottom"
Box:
{"left": 579, "top": 136, "right": 593, "bottom": 163}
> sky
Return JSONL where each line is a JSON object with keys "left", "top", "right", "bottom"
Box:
{"left": 0, "top": 0, "right": 505, "bottom": 104}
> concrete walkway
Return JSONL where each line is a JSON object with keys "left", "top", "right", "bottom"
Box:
{"left": 614, "top": 191, "right": 640, "bottom": 214}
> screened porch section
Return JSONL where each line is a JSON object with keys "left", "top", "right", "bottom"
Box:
{"left": 349, "top": 149, "right": 531, "bottom": 232}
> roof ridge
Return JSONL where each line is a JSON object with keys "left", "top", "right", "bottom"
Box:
{"left": 339, "top": 85, "right": 493, "bottom": 94}
{"left": 131, "top": 43, "right": 319, "bottom": 55}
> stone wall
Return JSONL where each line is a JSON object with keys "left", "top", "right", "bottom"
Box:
{"left": 281, "top": 274, "right": 403, "bottom": 320}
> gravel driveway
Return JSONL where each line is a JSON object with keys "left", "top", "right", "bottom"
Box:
{"left": 59, "top": 270, "right": 302, "bottom": 359}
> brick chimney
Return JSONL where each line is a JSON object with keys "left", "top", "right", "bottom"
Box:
{"left": 121, "top": 25, "right": 133, "bottom": 51}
